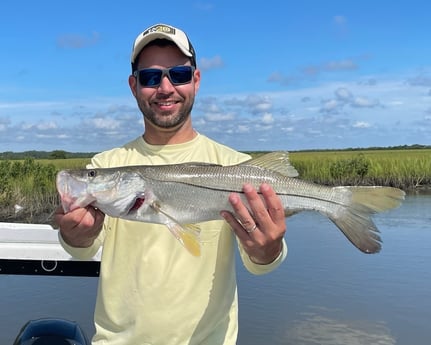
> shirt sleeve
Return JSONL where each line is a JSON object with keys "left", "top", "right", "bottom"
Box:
{"left": 238, "top": 238, "right": 287, "bottom": 275}
{"left": 58, "top": 229, "right": 104, "bottom": 260}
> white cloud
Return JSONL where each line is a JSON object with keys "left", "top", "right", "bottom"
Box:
{"left": 351, "top": 97, "right": 380, "bottom": 108}
{"left": 0, "top": 116, "right": 10, "bottom": 131}
{"left": 253, "top": 101, "right": 272, "bottom": 113}
{"left": 353, "top": 121, "right": 371, "bottom": 128}
{"left": 204, "top": 113, "right": 235, "bottom": 122}
{"left": 56, "top": 31, "right": 100, "bottom": 49}
{"left": 261, "top": 113, "right": 274, "bottom": 124}
{"left": 407, "top": 74, "right": 431, "bottom": 87}
{"left": 267, "top": 71, "right": 295, "bottom": 86}
{"left": 237, "top": 125, "right": 250, "bottom": 133}
{"left": 268, "top": 55, "right": 369, "bottom": 88}
{"left": 320, "top": 99, "right": 339, "bottom": 113}
{"left": 36, "top": 121, "right": 58, "bottom": 130}
{"left": 281, "top": 126, "right": 294, "bottom": 132}
{"left": 199, "top": 55, "right": 224, "bottom": 71}
{"left": 335, "top": 87, "right": 353, "bottom": 101}
{"left": 89, "top": 117, "right": 121, "bottom": 130}
{"left": 324, "top": 59, "right": 357, "bottom": 71}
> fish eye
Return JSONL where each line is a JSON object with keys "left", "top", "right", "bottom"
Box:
{"left": 88, "top": 170, "right": 97, "bottom": 178}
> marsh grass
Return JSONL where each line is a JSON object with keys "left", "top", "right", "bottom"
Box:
{"left": 287, "top": 149, "right": 431, "bottom": 188}
{"left": 1, "top": 150, "right": 429, "bottom": 224}
{"left": 0, "top": 158, "right": 89, "bottom": 224}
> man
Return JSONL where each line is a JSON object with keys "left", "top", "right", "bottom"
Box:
{"left": 55, "top": 23, "right": 287, "bottom": 345}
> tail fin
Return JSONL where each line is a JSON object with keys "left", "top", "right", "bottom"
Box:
{"left": 328, "top": 186, "right": 405, "bottom": 254}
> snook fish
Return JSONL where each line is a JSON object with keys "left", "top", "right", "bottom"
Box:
{"left": 56, "top": 152, "right": 405, "bottom": 256}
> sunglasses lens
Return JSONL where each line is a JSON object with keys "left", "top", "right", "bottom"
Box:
{"left": 137, "top": 66, "right": 194, "bottom": 87}
{"left": 138, "top": 69, "right": 162, "bottom": 87}
{"left": 169, "top": 66, "right": 193, "bottom": 84}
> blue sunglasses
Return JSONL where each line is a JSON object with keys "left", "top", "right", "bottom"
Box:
{"left": 133, "top": 66, "right": 195, "bottom": 87}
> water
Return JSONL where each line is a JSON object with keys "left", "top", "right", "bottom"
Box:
{"left": 237, "top": 193, "right": 431, "bottom": 345}
{"left": 1, "top": 194, "right": 430, "bottom": 344}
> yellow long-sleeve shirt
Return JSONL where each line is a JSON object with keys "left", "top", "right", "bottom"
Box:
{"left": 60, "top": 134, "right": 287, "bottom": 345}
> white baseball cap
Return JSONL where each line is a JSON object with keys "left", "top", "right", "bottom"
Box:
{"left": 131, "top": 23, "right": 196, "bottom": 68}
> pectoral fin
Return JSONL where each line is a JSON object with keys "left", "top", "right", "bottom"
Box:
{"left": 150, "top": 201, "right": 201, "bottom": 257}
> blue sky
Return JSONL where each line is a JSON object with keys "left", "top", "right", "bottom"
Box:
{"left": 1, "top": 0, "right": 430, "bottom": 153}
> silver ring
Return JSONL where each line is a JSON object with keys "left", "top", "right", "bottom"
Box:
{"left": 246, "top": 224, "right": 257, "bottom": 233}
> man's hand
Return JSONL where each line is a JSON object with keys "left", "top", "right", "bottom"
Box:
{"left": 54, "top": 205, "right": 105, "bottom": 248}
{"left": 221, "top": 183, "right": 286, "bottom": 264}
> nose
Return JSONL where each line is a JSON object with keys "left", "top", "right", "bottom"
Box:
{"left": 157, "top": 74, "right": 175, "bottom": 92}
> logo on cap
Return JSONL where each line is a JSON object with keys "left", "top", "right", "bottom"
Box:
{"left": 143, "top": 24, "right": 176, "bottom": 37}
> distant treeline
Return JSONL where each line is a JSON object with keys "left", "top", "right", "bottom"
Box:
{"left": 0, "top": 150, "right": 98, "bottom": 160}
{"left": 1, "top": 144, "right": 430, "bottom": 160}
{"left": 291, "top": 144, "right": 431, "bottom": 153}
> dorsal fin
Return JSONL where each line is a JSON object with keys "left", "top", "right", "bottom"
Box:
{"left": 242, "top": 151, "right": 299, "bottom": 177}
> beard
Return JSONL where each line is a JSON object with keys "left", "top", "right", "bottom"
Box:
{"left": 137, "top": 95, "right": 195, "bottom": 130}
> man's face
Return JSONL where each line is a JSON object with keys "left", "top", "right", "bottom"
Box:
{"left": 129, "top": 44, "right": 200, "bottom": 134}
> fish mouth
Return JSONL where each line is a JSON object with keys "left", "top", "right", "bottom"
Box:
{"left": 56, "top": 171, "right": 89, "bottom": 212}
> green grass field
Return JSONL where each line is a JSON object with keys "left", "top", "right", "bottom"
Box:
{"left": 288, "top": 149, "right": 431, "bottom": 188}
{"left": 250, "top": 149, "right": 430, "bottom": 188}
{"left": 37, "top": 158, "right": 91, "bottom": 170}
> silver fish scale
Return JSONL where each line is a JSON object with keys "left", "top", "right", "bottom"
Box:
{"left": 129, "top": 164, "right": 352, "bottom": 220}
{"left": 133, "top": 164, "right": 338, "bottom": 199}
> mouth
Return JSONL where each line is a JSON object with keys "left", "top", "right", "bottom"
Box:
{"left": 56, "top": 171, "right": 90, "bottom": 212}
{"left": 153, "top": 99, "right": 180, "bottom": 111}
{"left": 155, "top": 100, "right": 178, "bottom": 106}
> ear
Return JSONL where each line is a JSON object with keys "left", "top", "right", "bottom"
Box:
{"left": 193, "top": 68, "right": 201, "bottom": 95}
{"left": 129, "top": 74, "right": 138, "bottom": 97}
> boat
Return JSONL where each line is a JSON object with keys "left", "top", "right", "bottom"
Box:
{"left": 1, "top": 222, "right": 101, "bottom": 344}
